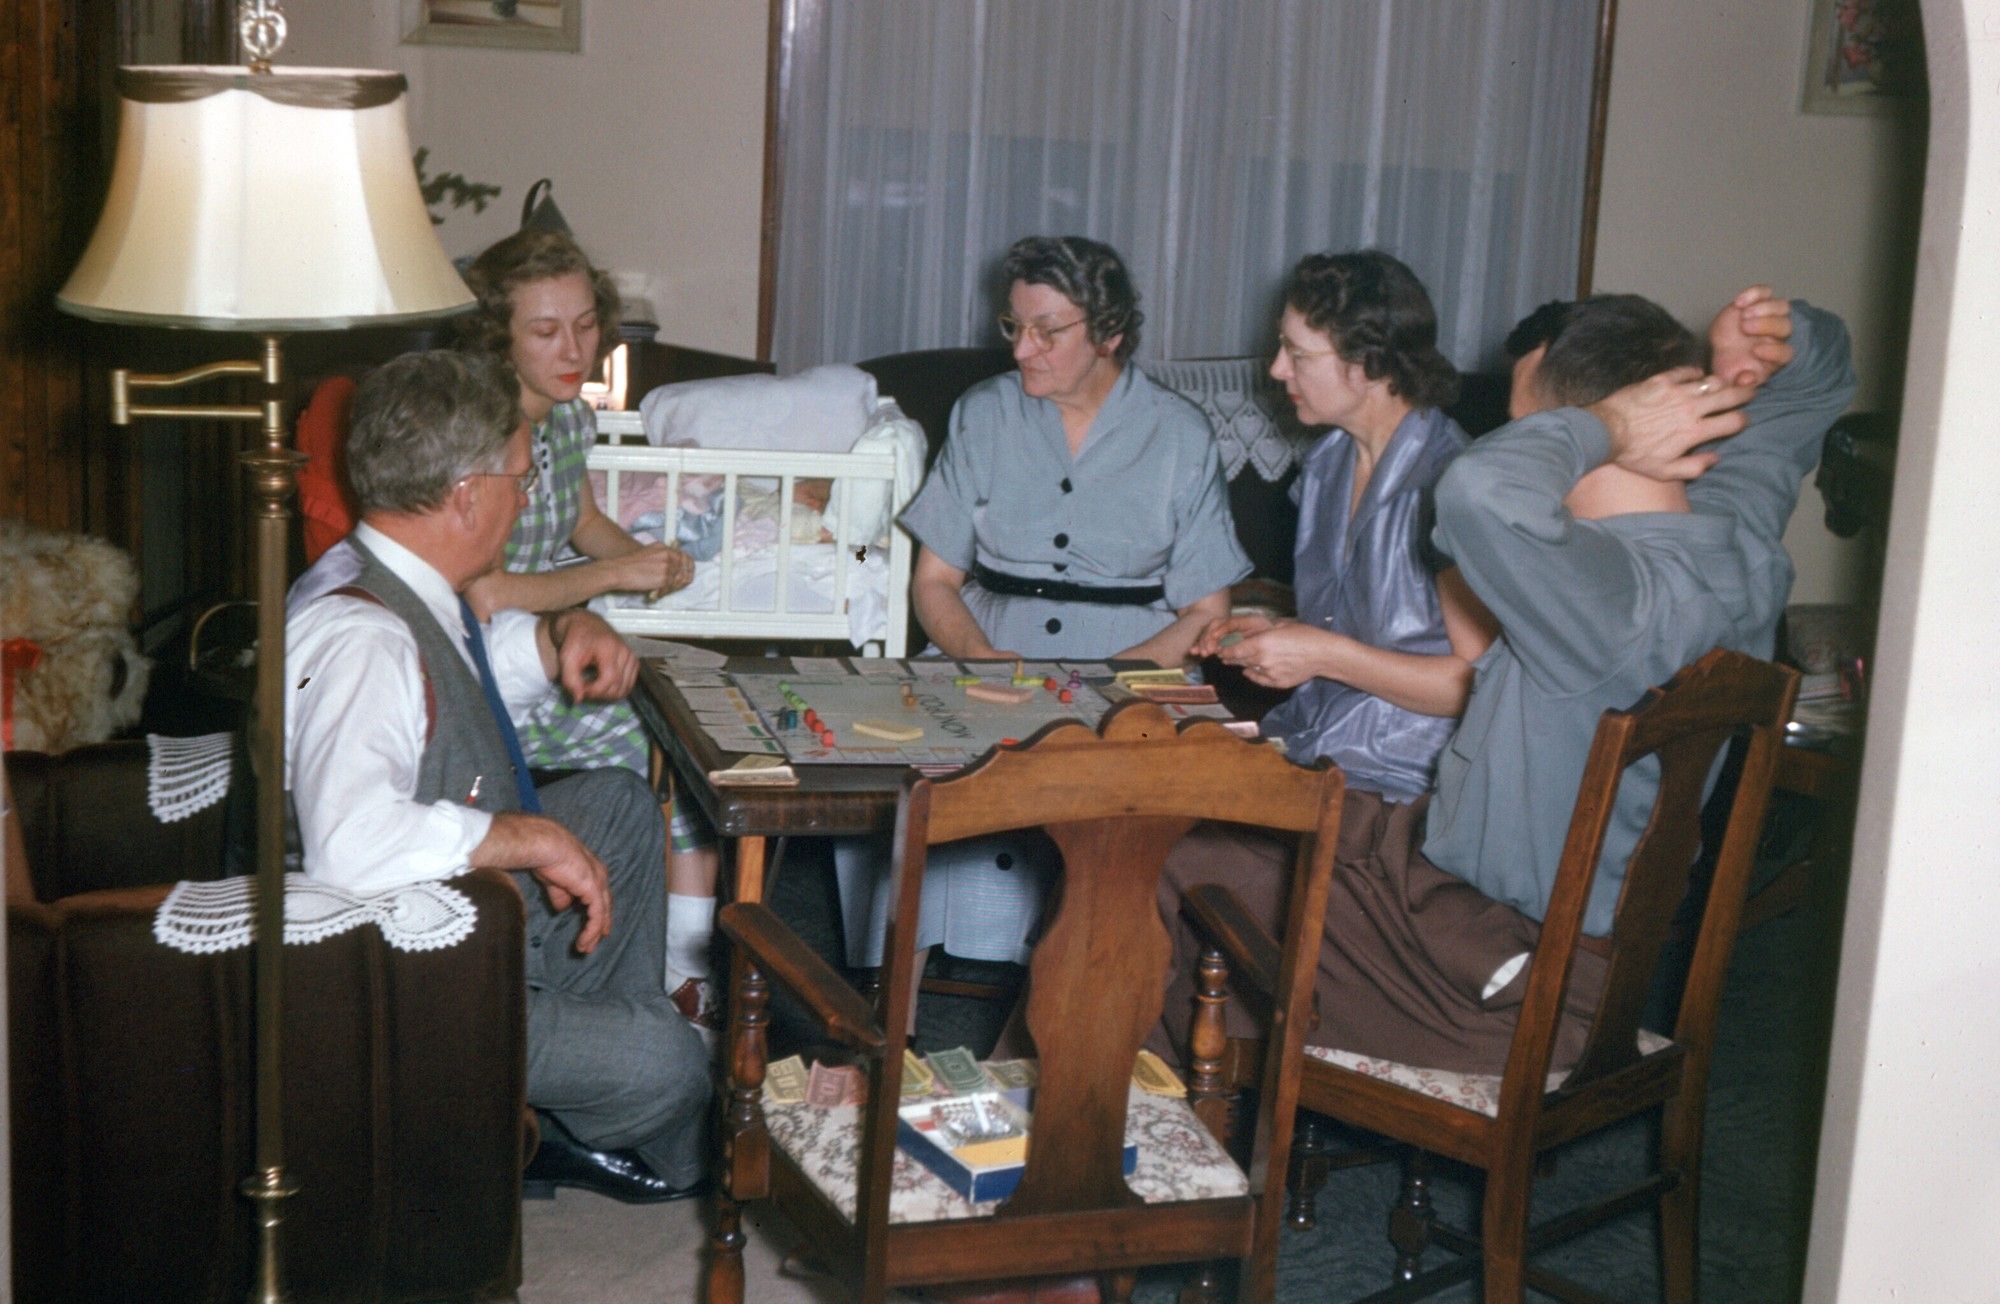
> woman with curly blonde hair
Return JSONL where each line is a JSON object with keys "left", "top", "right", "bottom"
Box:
{"left": 460, "top": 228, "right": 718, "bottom": 1035}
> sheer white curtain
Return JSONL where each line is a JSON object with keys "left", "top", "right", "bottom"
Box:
{"left": 773, "top": 0, "right": 1599, "bottom": 372}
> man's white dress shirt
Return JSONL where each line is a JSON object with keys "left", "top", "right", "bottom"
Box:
{"left": 284, "top": 524, "right": 553, "bottom": 893}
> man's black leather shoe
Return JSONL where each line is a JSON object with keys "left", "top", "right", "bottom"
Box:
{"left": 522, "top": 1117, "right": 707, "bottom": 1205}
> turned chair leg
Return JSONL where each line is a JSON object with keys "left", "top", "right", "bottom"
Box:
{"left": 1286, "top": 1114, "right": 1334, "bottom": 1231}
{"left": 705, "top": 1191, "right": 746, "bottom": 1304}
{"left": 1388, "top": 1148, "right": 1435, "bottom": 1282}
{"left": 1188, "top": 946, "right": 1235, "bottom": 1145}
{"left": 1480, "top": 1158, "right": 1533, "bottom": 1304}
{"left": 1658, "top": 1098, "right": 1705, "bottom": 1304}
{"left": 707, "top": 963, "right": 769, "bottom": 1304}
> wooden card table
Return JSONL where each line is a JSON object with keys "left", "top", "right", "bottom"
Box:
{"left": 632, "top": 656, "right": 908, "bottom": 904}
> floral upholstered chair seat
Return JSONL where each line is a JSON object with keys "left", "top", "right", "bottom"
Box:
{"left": 762, "top": 1083, "right": 1247, "bottom": 1224}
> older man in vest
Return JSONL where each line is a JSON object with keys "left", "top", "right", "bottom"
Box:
{"left": 285, "top": 350, "right": 707, "bottom": 1202}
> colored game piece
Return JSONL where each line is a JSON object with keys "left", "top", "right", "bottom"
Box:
{"left": 965, "top": 681, "right": 1036, "bottom": 705}
{"left": 1058, "top": 688, "right": 1073, "bottom": 703}
{"left": 818, "top": 728, "right": 836, "bottom": 747}
{"left": 953, "top": 675, "right": 979, "bottom": 687}
{"left": 1067, "top": 670, "right": 1082, "bottom": 686}
{"left": 901, "top": 682, "right": 918, "bottom": 710}
{"left": 854, "top": 718, "right": 924, "bottom": 742}
{"left": 1042, "top": 676, "right": 1059, "bottom": 691}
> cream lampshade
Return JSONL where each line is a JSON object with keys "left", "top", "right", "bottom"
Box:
{"left": 59, "top": 66, "right": 472, "bottom": 329}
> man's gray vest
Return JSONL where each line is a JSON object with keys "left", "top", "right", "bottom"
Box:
{"left": 337, "top": 538, "right": 527, "bottom": 816}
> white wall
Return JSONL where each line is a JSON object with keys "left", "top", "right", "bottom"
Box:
{"left": 1806, "top": 3, "right": 2000, "bottom": 1297}
{"left": 279, "top": 0, "right": 769, "bottom": 358}
{"left": 1593, "top": 0, "right": 1925, "bottom": 605}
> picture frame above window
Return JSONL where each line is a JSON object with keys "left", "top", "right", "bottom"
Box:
{"left": 402, "top": 0, "right": 581, "bottom": 53}
{"left": 1801, "top": 0, "right": 1925, "bottom": 115}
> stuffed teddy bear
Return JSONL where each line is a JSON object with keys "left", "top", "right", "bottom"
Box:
{"left": 0, "top": 519, "right": 150, "bottom": 752}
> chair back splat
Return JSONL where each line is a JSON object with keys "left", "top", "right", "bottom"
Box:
{"left": 1522, "top": 650, "right": 1799, "bottom": 1100}
{"left": 710, "top": 701, "right": 1346, "bottom": 1302}
{"left": 1184, "top": 647, "right": 1799, "bottom": 1303}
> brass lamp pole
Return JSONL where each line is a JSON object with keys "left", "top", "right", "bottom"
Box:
{"left": 55, "top": 4, "right": 472, "bottom": 1298}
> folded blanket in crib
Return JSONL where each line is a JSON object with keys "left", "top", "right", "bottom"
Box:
{"left": 639, "top": 364, "right": 879, "bottom": 453}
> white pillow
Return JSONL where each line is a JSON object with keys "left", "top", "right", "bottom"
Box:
{"left": 638, "top": 364, "right": 879, "bottom": 452}
{"left": 823, "top": 398, "right": 927, "bottom": 547}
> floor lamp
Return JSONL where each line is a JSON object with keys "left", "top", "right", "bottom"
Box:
{"left": 53, "top": 4, "right": 471, "bottom": 1297}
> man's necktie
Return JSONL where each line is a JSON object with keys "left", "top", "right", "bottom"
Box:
{"left": 458, "top": 597, "right": 541, "bottom": 813}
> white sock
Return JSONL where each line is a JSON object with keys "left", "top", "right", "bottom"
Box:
{"left": 666, "top": 892, "right": 716, "bottom": 992}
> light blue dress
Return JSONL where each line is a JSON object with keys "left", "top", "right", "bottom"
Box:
{"left": 835, "top": 365, "right": 1251, "bottom": 967}
{"left": 1259, "top": 407, "right": 1467, "bottom": 800}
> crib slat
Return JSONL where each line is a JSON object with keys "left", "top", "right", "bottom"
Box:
{"left": 776, "top": 474, "right": 794, "bottom": 617}
{"left": 718, "top": 470, "right": 737, "bottom": 615}
{"left": 832, "top": 475, "right": 853, "bottom": 630}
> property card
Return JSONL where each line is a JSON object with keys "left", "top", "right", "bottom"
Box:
{"left": 707, "top": 731, "right": 784, "bottom": 755}
{"left": 678, "top": 686, "right": 747, "bottom": 711}
{"left": 852, "top": 658, "right": 909, "bottom": 678}
{"left": 789, "top": 657, "right": 849, "bottom": 676}
{"left": 662, "top": 671, "right": 730, "bottom": 690}
{"left": 627, "top": 637, "right": 728, "bottom": 669}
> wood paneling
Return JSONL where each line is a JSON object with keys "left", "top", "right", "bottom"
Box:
{"left": 3, "top": 0, "right": 254, "bottom": 638}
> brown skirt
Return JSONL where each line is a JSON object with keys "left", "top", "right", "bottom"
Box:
{"left": 1151, "top": 790, "right": 1605, "bottom": 1077}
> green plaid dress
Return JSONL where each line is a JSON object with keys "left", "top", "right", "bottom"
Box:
{"left": 504, "top": 399, "right": 651, "bottom": 775}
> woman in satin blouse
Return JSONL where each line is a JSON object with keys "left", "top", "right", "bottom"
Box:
{"left": 1193, "top": 250, "right": 1497, "bottom": 799}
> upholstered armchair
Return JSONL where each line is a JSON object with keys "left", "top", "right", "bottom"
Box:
{"left": 6, "top": 738, "right": 528, "bottom": 1303}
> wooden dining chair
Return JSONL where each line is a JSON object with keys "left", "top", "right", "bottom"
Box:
{"left": 704, "top": 701, "right": 1347, "bottom": 1302}
{"left": 1182, "top": 648, "right": 1799, "bottom": 1303}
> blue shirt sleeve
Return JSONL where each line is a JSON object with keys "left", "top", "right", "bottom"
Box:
{"left": 896, "top": 387, "right": 992, "bottom": 571}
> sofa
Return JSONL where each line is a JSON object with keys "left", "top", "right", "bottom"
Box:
{"left": 6, "top": 740, "right": 529, "bottom": 1303}
{"left": 857, "top": 346, "right": 1512, "bottom": 593}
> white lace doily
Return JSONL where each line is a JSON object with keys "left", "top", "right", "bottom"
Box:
{"left": 1141, "top": 358, "right": 1316, "bottom": 483}
{"left": 146, "top": 732, "right": 234, "bottom": 824}
{"left": 153, "top": 873, "right": 478, "bottom": 955}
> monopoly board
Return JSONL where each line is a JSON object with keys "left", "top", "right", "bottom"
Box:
{"left": 729, "top": 659, "right": 1119, "bottom": 766}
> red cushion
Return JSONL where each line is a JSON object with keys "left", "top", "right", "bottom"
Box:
{"left": 297, "top": 375, "right": 359, "bottom": 564}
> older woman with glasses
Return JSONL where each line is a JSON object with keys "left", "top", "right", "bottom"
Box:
{"left": 900, "top": 234, "right": 1249, "bottom": 666}
{"left": 837, "top": 234, "right": 1251, "bottom": 989}
{"left": 1192, "top": 249, "right": 1497, "bottom": 800}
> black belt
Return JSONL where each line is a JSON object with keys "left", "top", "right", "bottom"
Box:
{"left": 971, "top": 561, "right": 1165, "bottom": 607}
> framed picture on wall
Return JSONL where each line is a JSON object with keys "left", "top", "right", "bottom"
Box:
{"left": 402, "top": 0, "right": 581, "bottom": 53}
{"left": 1801, "top": 0, "right": 1925, "bottom": 114}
